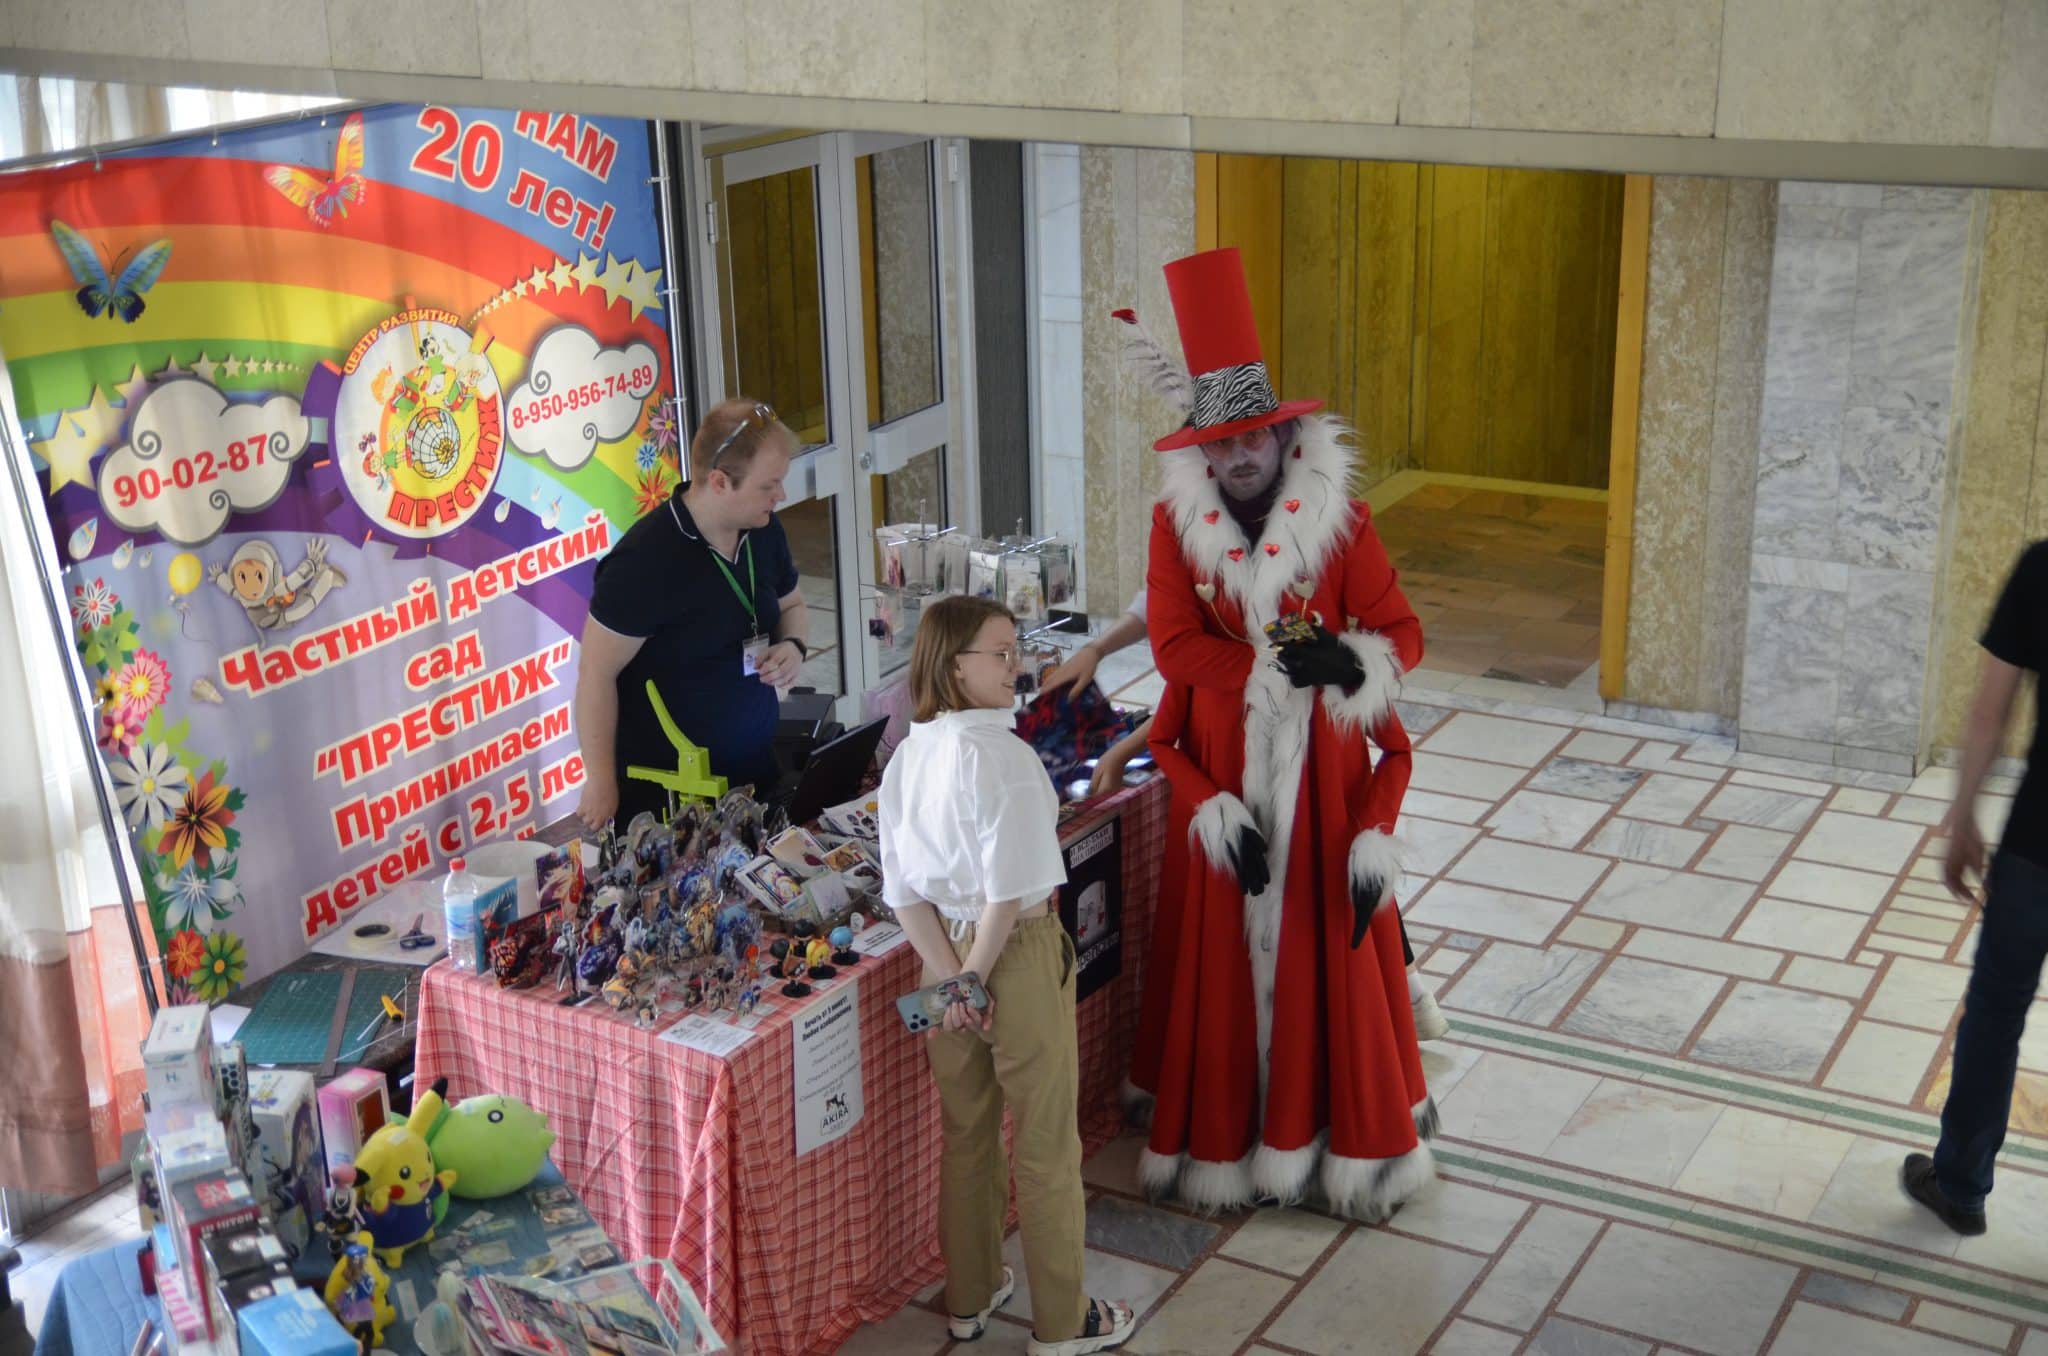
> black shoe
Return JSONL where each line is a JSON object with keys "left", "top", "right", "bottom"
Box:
{"left": 1901, "top": 1153, "right": 1987, "bottom": 1236}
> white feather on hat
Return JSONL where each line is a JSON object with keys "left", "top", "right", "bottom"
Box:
{"left": 1112, "top": 308, "right": 1192, "bottom": 415}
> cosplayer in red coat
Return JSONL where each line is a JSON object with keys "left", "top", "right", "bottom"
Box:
{"left": 1122, "top": 248, "right": 1435, "bottom": 1220}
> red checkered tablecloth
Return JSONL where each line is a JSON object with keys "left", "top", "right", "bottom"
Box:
{"left": 416, "top": 776, "right": 1166, "bottom": 1356}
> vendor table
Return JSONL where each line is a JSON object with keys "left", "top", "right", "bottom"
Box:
{"left": 416, "top": 776, "right": 1166, "bottom": 1356}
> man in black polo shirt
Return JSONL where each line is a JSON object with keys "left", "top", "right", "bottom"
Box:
{"left": 1904, "top": 539, "right": 2047, "bottom": 1234}
{"left": 574, "top": 397, "right": 811, "bottom": 827}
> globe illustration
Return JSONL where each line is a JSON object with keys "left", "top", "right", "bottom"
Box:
{"left": 406, "top": 405, "right": 463, "bottom": 480}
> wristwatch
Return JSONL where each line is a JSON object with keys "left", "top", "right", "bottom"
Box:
{"left": 782, "top": 636, "right": 809, "bottom": 659}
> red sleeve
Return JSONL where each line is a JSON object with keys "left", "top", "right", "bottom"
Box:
{"left": 1146, "top": 502, "right": 1254, "bottom": 692}
{"left": 1345, "top": 508, "right": 1422, "bottom": 673}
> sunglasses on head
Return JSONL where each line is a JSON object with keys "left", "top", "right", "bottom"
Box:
{"left": 707, "top": 403, "right": 777, "bottom": 477}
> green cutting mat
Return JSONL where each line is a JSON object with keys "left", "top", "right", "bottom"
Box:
{"left": 236, "top": 967, "right": 411, "bottom": 1067}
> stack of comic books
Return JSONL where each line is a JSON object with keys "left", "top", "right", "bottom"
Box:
{"left": 460, "top": 1264, "right": 725, "bottom": 1355}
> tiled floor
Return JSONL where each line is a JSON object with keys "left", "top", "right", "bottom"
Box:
{"left": 843, "top": 657, "right": 2047, "bottom": 1355}
{"left": 8, "top": 1180, "right": 140, "bottom": 1338}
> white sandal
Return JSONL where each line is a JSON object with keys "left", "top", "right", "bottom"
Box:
{"left": 1028, "top": 1297, "right": 1136, "bottom": 1355}
{"left": 948, "top": 1266, "right": 1016, "bottom": 1341}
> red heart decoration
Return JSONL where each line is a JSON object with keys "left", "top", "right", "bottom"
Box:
{"left": 1227, "top": 548, "right": 1247, "bottom": 562}
{"left": 1203, "top": 510, "right": 1221, "bottom": 525}
{"left": 1264, "top": 543, "right": 1281, "bottom": 556}
{"left": 1293, "top": 448, "right": 1303, "bottom": 459}
{"left": 1285, "top": 499, "right": 1302, "bottom": 513}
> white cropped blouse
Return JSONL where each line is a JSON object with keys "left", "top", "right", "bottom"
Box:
{"left": 877, "top": 707, "right": 1067, "bottom": 922}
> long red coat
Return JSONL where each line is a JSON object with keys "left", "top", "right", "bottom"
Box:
{"left": 1127, "top": 414, "right": 1434, "bottom": 1219}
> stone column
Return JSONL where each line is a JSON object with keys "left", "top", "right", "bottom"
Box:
{"left": 1737, "top": 183, "right": 1979, "bottom": 775}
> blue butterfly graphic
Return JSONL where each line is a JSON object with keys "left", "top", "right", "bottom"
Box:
{"left": 50, "top": 220, "right": 172, "bottom": 323}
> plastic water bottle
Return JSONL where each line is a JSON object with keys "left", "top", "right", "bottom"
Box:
{"left": 443, "top": 857, "right": 480, "bottom": 973}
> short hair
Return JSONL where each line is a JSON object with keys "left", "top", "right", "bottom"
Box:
{"left": 688, "top": 397, "right": 796, "bottom": 485}
{"left": 908, "top": 595, "right": 1016, "bottom": 723}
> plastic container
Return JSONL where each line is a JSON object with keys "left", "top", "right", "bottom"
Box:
{"left": 443, "top": 857, "right": 480, "bottom": 973}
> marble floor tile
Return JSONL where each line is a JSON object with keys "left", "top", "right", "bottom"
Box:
{"left": 1264, "top": 1228, "right": 1484, "bottom": 1355}
{"left": 1437, "top": 1052, "right": 1602, "bottom": 1154}
{"left": 1556, "top": 1223, "right": 1797, "bottom": 1356}
{"left": 1412, "top": 751, "right": 1529, "bottom": 801}
{"left": 1560, "top": 917, "right": 1625, "bottom": 950}
{"left": 997, "top": 1235, "right": 1181, "bottom": 1337}
{"left": 1421, "top": 1040, "right": 1485, "bottom": 1102}
{"left": 1395, "top": 699, "right": 1452, "bottom": 735}
{"left": 1830, "top": 787, "right": 1893, "bottom": 814}
{"left": 1764, "top": 859, "right": 1896, "bottom": 913}
{"left": 1462, "top": 1204, "right": 1604, "bottom": 1331}
{"left": 1692, "top": 981, "right": 1853, "bottom": 1080}
{"left": 1404, "top": 816, "right": 1485, "bottom": 875}
{"left": 1797, "top": 1271, "right": 1909, "bottom": 1320}
{"left": 1889, "top": 794, "right": 1946, "bottom": 825}
{"left": 1562, "top": 730, "right": 1639, "bottom": 764}
{"left": 1215, "top": 1206, "right": 1344, "bottom": 1276}
{"left": 1443, "top": 942, "right": 1602, "bottom": 1024}
{"left": 1528, "top": 758, "right": 1648, "bottom": 803}
{"left": 1082, "top": 1133, "right": 1147, "bottom": 1194}
{"left": 1421, "top": 946, "right": 1470, "bottom": 977}
{"left": 1084, "top": 1196, "right": 1221, "bottom": 1270}
{"left": 1391, "top": 1177, "right": 1529, "bottom": 1252}
{"left": 1890, "top": 887, "right": 1967, "bottom": 918}
{"left": 1409, "top": 881, "right": 1572, "bottom": 944}
{"left": 1795, "top": 810, "right": 1927, "bottom": 877}
{"left": 1952, "top": 1159, "right": 2048, "bottom": 1284}
{"left": 1873, "top": 910, "right": 1959, "bottom": 945}
{"left": 1543, "top": 1079, "right": 1726, "bottom": 1188}
{"left": 1804, "top": 1135, "right": 1966, "bottom": 1258}
{"left": 1769, "top": 1302, "right": 1985, "bottom": 1355}
{"left": 1696, "top": 826, "right": 1795, "bottom": 881}
{"left": 1421, "top": 712, "right": 1571, "bottom": 767}
{"left": 1700, "top": 784, "right": 1824, "bottom": 832}
{"left": 1486, "top": 790, "right": 1613, "bottom": 849}
{"left": 1435, "top": 1319, "right": 1524, "bottom": 1355}
{"left": 1124, "top": 1257, "right": 1294, "bottom": 1356}
{"left": 1583, "top": 864, "right": 1756, "bottom": 937}
{"left": 1862, "top": 934, "right": 1950, "bottom": 960}
{"left": 1732, "top": 897, "right": 1870, "bottom": 960}
{"left": 1864, "top": 956, "right": 1969, "bottom": 1031}
{"left": 1780, "top": 955, "right": 1876, "bottom": 999}
{"left": 1621, "top": 928, "right": 1783, "bottom": 981}
{"left": 1448, "top": 837, "right": 1611, "bottom": 901}
{"left": 1587, "top": 818, "right": 1708, "bottom": 868}
{"left": 1674, "top": 1105, "right": 1856, "bottom": 1220}
{"left": 1528, "top": 1317, "right": 1652, "bottom": 1355}
{"left": 1406, "top": 789, "right": 1501, "bottom": 825}
{"left": 1731, "top": 769, "right": 1836, "bottom": 798}
{"left": 834, "top": 1302, "right": 952, "bottom": 1356}
{"left": 1621, "top": 773, "right": 1717, "bottom": 825}
{"left": 1562, "top": 957, "right": 1727, "bottom": 1053}
{"left": 1912, "top": 1300, "right": 2015, "bottom": 1350}
{"left": 1628, "top": 741, "right": 1726, "bottom": 780}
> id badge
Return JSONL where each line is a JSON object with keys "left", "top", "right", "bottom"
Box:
{"left": 741, "top": 634, "right": 771, "bottom": 677}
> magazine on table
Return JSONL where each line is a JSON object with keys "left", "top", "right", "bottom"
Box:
{"left": 462, "top": 1263, "right": 724, "bottom": 1354}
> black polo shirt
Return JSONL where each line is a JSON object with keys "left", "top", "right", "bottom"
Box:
{"left": 588, "top": 492, "right": 798, "bottom": 813}
{"left": 1983, "top": 540, "right": 2045, "bottom": 866}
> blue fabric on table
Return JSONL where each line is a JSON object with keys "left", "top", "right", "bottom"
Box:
{"left": 32, "top": 1238, "right": 154, "bottom": 1356}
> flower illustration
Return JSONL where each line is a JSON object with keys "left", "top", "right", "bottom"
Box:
{"left": 161, "top": 862, "right": 236, "bottom": 933}
{"left": 112, "top": 742, "right": 189, "bottom": 831}
{"left": 110, "top": 649, "right": 171, "bottom": 722}
{"left": 159, "top": 768, "right": 236, "bottom": 871}
{"left": 191, "top": 931, "right": 246, "bottom": 1001}
{"left": 98, "top": 704, "right": 141, "bottom": 758}
{"left": 71, "top": 577, "right": 115, "bottom": 632}
{"left": 164, "top": 929, "right": 206, "bottom": 980}
{"left": 632, "top": 465, "right": 674, "bottom": 518}
{"left": 647, "top": 403, "right": 678, "bottom": 450}
{"left": 164, "top": 977, "right": 195, "bottom": 1006}
{"left": 636, "top": 440, "right": 660, "bottom": 473}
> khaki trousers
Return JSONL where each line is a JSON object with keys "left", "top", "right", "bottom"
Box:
{"left": 924, "top": 914, "right": 1088, "bottom": 1342}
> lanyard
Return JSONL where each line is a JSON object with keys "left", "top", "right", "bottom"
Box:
{"left": 709, "top": 537, "right": 758, "bottom": 631}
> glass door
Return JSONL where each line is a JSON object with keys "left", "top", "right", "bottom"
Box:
{"left": 696, "top": 131, "right": 961, "bottom": 706}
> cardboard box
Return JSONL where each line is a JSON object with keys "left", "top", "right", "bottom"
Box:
{"left": 201, "top": 1221, "right": 289, "bottom": 1284}
{"left": 247, "top": 1069, "right": 325, "bottom": 1253}
{"left": 167, "top": 1172, "right": 261, "bottom": 1330}
{"left": 315, "top": 1067, "right": 389, "bottom": 1171}
{"left": 143, "top": 1003, "right": 216, "bottom": 1112}
{"left": 236, "top": 1286, "right": 359, "bottom": 1356}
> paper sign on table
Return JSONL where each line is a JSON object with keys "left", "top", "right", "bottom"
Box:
{"left": 793, "top": 980, "right": 863, "bottom": 1155}
{"left": 851, "top": 922, "right": 907, "bottom": 956}
{"left": 660, "top": 1015, "right": 755, "bottom": 1059}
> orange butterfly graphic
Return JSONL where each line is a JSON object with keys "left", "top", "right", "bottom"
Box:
{"left": 262, "top": 111, "right": 367, "bottom": 227}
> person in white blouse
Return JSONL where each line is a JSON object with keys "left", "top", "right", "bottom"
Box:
{"left": 879, "top": 596, "right": 1137, "bottom": 1356}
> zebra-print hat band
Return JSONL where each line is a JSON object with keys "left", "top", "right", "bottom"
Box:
{"left": 1189, "top": 360, "right": 1280, "bottom": 430}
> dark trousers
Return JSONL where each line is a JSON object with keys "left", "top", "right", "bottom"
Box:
{"left": 1935, "top": 850, "right": 2048, "bottom": 1209}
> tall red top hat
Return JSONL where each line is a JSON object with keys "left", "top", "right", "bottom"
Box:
{"left": 1151, "top": 247, "right": 1321, "bottom": 452}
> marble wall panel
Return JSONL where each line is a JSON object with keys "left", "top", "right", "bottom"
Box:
{"left": 1740, "top": 584, "right": 1846, "bottom": 741}
{"left": 1469, "top": 0, "right": 1721, "bottom": 136}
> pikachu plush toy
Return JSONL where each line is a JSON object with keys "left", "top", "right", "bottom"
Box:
{"left": 351, "top": 1077, "right": 459, "bottom": 1268}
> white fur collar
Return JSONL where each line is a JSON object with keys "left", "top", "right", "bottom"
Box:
{"left": 1157, "top": 414, "right": 1357, "bottom": 628}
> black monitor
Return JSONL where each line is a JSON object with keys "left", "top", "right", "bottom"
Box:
{"left": 781, "top": 718, "right": 889, "bottom": 827}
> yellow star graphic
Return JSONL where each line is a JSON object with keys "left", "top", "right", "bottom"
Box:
{"left": 117, "top": 364, "right": 151, "bottom": 405}
{"left": 222, "top": 356, "right": 243, "bottom": 378}
{"left": 34, "top": 385, "right": 123, "bottom": 495}
{"left": 192, "top": 353, "right": 218, "bottom": 384}
{"left": 622, "top": 264, "right": 664, "bottom": 323}
{"left": 526, "top": 265, "right": 550, "bottom": 294}
{"left": 569, "top": 253, "right": 602, "bottom": 293}
{"left": 595, "top": 254, "right": 632, "bottom": 310}
{"left": 547, "top": 258, "right": 574, "bottom": 293}
{"left": 156, "top": 357, "right": 186, "bottom": 380}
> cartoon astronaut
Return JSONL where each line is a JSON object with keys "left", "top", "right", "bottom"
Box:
{"left": 211, "top": 537, "right": 347, "bottom": 632}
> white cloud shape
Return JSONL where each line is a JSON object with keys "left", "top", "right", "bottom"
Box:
{"left": 97, "top": 378, "right": 309, "bottom": 546}
{"left": 505, "top": 325, "right": 659, "bottom": 471}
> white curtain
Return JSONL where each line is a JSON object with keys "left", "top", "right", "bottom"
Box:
{"left": 2, "top": 74, "right": 337, "bottom": 164}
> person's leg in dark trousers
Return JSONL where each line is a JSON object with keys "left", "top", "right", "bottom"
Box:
{"left": 1928, "top": 853, "right": 2048, "bottom": 1212}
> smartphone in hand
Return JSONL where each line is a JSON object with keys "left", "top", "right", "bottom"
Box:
{"left": 896, "top": 973, "right": 992, "bottom": 1032}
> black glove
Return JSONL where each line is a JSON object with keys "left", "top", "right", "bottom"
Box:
{"left": 1349, "top": 875, "right": 1385, "bottom": 949}
{"left": 1228, "top": 825, "right": 1271, "bottom": 897}
{"left": 1275, "top": 626, "right": 1366, "bottom": 693}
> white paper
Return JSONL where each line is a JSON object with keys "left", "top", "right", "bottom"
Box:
{"left": 660, "top": 1015, "right": 755, "bottom": 1059}
{"left": 851, "top": 922, "right": 907, "bottom": 956}
{"left": 395, "top": 1277, "right": 420, "bottom": 1321}
{"left": 208, "top": 1004, "right": 251, "bottom": 1044}
{"left": 792, "top": 980, "right": 863, "bottom": 1156}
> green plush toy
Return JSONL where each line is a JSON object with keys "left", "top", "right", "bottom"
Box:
{"left": 413, "top": 1093, "right": 556, "bottom": 1199}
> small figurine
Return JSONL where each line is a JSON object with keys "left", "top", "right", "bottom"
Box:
{"left": 351, "top": 1080, "right": 459, "bottom": 1267}
{"left": 635, "top": 997, "right": 659, "bottom": 1029}
{"left": 413, "top": 1268, "right": 470, "bottom": 1356}
{"left": 830, "top": 924, "right": 861, "bottom": 968}
{"left": 318, "top": 1168, "right": 365, "bottom": 1260}
{"left": 323, "top": 1234, "right": 396, "bottom": 1351}
{"left": 736, "top": 982, "right": 762, "bottom": 1016}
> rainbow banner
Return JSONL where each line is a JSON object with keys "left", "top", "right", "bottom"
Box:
{"left": 0, "top": 104, "right": 677, "bottom": 996}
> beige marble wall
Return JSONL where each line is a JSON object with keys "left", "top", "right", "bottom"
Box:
{"left": 1623, "top": 177, "right": 1775, "bottom": 718}
{"left": 1079, "top": 147, "right": 1196, "bottom": 615}
{"left": 1929, "top": 190, "right": 2048, "bottom": 758}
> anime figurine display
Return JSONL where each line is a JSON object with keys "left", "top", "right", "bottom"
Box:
{"left": 323, "top": 1234, "right": 395, "bottom": 1351}
{"left": 350, "top": 1079, "right": 459, "bottom": 1267}
{"left": 317, "top": 1169, "right": 366, "bottom": 1261}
